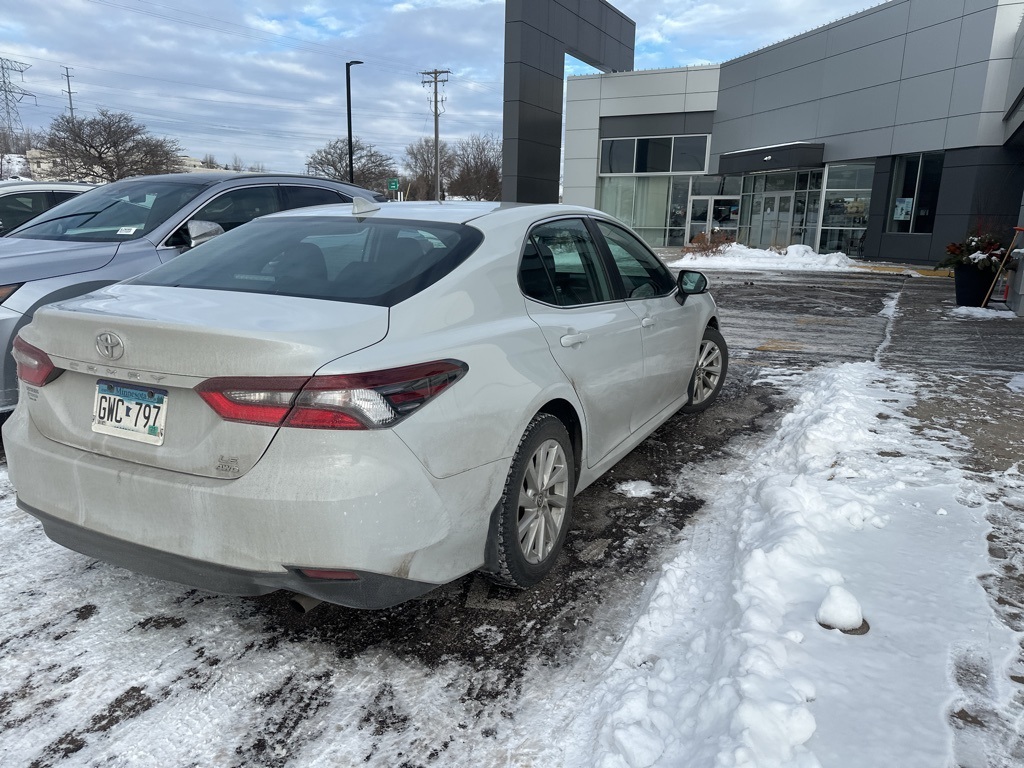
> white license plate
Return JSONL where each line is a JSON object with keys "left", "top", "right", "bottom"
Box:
{"left": 92, "top": 379, "right": 168, "bottom": 445}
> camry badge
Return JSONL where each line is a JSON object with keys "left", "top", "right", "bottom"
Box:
{"left": 96, "top": 332, "right": 125, "bottom": 361}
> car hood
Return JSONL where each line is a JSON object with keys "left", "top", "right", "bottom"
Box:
{"left": 0, "top": 237, "right": 119, "bottom": 284}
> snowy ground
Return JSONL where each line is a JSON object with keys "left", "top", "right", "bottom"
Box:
{"left": 1, "top": 249, "right": 1022, "bottom": 766}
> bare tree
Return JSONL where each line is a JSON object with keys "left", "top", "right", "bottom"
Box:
{"left": 246, "top": 161, "right": 267, "bottom": 173}
{"left": 403, "top": 137, "right": 455, "bottom": 200}
{"left": 306, "top": 137, "right": 396, "bottom": 193}
{"left": 200, "top": 153, "right": 220, "bottom": 169}
{"left": 230, "top": 154, "right": 246, "bottom": 172}
{"left": 37, "top": 109, "right": 183, "bottom": 182}
{"left": 449, "top": 133, "right": 502, "bottom": 201}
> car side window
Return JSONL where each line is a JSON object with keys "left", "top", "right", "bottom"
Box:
{"left": 282, "top": 185, "right": 349, "bottom": 209}
{"left": 0, "top": 192, "right": 50, "bottom": 233}
{"left": 191, "top": 186, "right": 281, "bottom": 232}
{"left": 523, "top": 219, "right": 613, "bottom": 306}
{"left": 596, "top": 220, "right": 676, "bottom": 299}
{"left": 50, "top": 191, "right": 81, "bottom": 205}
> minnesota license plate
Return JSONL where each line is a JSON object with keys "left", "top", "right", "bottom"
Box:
{"left": 92, "top": 379, "right": 168, "bottom": 445}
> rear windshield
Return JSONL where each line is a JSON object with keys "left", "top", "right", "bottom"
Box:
{"left": 9, "top": 179, "right": 207, "bottom": 242}
{"left": 129, "top": 216, "right": 484, "bottom": 307}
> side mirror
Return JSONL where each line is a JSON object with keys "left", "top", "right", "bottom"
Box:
{"left": 675, "top": 269, "right": 708, "bottom": 305}
{"left": 184, "top": 219, "right": 225, "bottom": 249}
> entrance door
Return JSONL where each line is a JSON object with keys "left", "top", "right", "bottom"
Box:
{"left": 758, "top": 193, "right": 794, "bottom": 248}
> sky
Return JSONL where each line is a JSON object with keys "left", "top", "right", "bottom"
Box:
{"left": 0, "top": 0, "right": 883, "bottom": 174}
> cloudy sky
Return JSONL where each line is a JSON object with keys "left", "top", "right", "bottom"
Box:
{"left": 1, "top": 0, "right": 881, "bottom": 174}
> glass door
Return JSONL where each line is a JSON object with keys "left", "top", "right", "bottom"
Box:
{"left": 758, "top": 193, "right": 794, "bottom": 248}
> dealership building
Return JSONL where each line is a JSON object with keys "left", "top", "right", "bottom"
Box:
{"left": 562, "top": 0, "right": 1024, "bottom": 265}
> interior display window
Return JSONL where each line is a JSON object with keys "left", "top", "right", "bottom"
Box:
{"left": 887, "top": 153, "right": 943, "bottom": 234}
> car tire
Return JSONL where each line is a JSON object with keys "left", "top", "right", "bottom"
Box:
{"left": 681, "top": 325, "right": 728, "bottom": 414}
{"left": 487, "top": 413, "right": 575, "bottom": 590}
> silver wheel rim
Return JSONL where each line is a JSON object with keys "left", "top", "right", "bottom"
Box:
{"left": 517, "top": 438, "right": 569, "bottom": 564}
{"left": 691, "top": 339, "right": 723, "bottom": 405}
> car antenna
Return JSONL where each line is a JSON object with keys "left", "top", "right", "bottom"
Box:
{"left": 352, "top": 197, "right": 381, "bottom": 216}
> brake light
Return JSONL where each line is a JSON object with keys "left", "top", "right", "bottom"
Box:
{"left": 196, "top": 360, "right": 467, "bottom": 430}
{"left": 11, "top": 336, "right": 61, "bottom": 387}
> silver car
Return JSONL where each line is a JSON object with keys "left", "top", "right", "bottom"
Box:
{"left": 0, "top": 172, "right": 386, "bottom": 413}
{"left": 2, "top": 200, "right": 727, "bottom": 610}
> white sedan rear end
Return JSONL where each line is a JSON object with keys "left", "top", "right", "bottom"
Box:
{"left": 2, "top": 201, "right": 726, "bottom": 609}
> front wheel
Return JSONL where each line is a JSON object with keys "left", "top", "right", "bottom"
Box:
{"left": 681, "top": 326, "right": 728, "bottom": 414}
{"left": 486, "top": 414, "right": 575, "bottom": 590}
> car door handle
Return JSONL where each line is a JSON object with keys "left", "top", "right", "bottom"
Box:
{"left": 560, "top": 331, "right": 590, "bottom": 347}
{"left": 641, "top": 317, "right": 656, "bottom": 328}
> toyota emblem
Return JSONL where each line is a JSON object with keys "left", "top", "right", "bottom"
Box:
{"left": 96, "top": 332, "right": 125, "bottom": 360}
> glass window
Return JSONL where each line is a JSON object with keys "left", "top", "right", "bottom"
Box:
{"left": 600, "top": 139, "right": 635, "bottom": 174}
{"left": 826, "top": 164, "right": 874, "bottom": 190}
{"left": 765, "top": 172, "right": 796, "bottom": 192}
{"left": 671, "top": 136, "right": 708, "bottom": 172}
{"left": 132, "top": 217, "right": 482, "bottom": 307}
{"left": 668, "top": 176, "right": 690, "bottom": 246}
{"left": 634, "top": 176, "right": 671, "bottom": 229}
{"left": 712, "top": 198, "right": 740, "bottom": 229}
{"left": 597, "top": 220, "right": 675, "bottom": 299}
{"left": 282, "top": 185, "right": 348, "bottom": 209}
{"left": 193, "top": 186, "right": 281, "bottom": 232}
{"left": 0, "top": 191, "right": 51, "bottom": 234}
{"left": 822, "top": 192, "right": 870, "bottom": 228}
{"left": 742, "top": 176, "right": 754, "bottom": 194}
{"left": 887, "top": 152, "right": 943, "bottom": 234}
{"left": 9, "top": 179, "right": 206, "bottom": 242}
{"left": 526, "top": 219, "right": 612, "bottom": 306}
{"left": 598, "top": 177, "right": 636, "bottom": 226}
{"left": 635, "top": 138, "right": 673, "bottom": 173}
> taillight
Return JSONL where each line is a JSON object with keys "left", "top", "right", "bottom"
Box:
{"left": 0, "top": 284, "right": 22, "bottom": 303}
{"left": 196, "top": 360, "right": 467, "bottom": 430}
{"left": 11, "top": 335, "right": 61, "bottom": 387}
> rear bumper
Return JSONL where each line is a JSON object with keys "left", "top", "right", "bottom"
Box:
{"left": 18, "top": 500, "right": 436, "bottom": 609}
{"left": 2, "top": 405, "right": 505, "bottom": 607}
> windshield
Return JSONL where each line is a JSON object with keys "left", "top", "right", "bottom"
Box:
{"left": 8, "top": 179, "right": 207, "bottom": 242}
{"left": 130, "top": 216, "right": 483, "bottom": 307}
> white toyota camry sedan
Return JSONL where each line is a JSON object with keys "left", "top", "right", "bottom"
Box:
{"left": 2, "top": 200, "right": 727, "bottom": 610}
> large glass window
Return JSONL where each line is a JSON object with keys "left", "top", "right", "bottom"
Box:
{"left": 601, "top": 135, "right": 709, "bottom": 175}
{"left": 819, "top": 163, "right": 874, "bottom": 257}
{"left": 887, "top": 152, "right": 943, "bottom": 234}
{"left": 599, "top": 177, "right": 636, "bottom": 225}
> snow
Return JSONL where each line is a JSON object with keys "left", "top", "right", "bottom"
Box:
{"left": 948, "top": 305, "right": 1017, "bottom": 320}
{"left": 667, "top": 243, "right": 859, "bottom": 272}
{"left": 0, "top": 253, "right": 1020, "bottom": 766}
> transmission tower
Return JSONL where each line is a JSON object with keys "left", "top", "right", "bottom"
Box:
{"left": 0, "top": 58, "right": 33, "bottom": 137}
{"left": 420, "top": 68, "right": 450, "bottom": 201}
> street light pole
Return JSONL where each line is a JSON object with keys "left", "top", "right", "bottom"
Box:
{"left": 345, "top": 60, "right": 363, "bottom": 185}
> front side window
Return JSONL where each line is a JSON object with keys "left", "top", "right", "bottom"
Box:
{"left": 596, "top": 221, "right": 675, "bottom": 299}
{"left": 192, "top": 186, "right": 281, "bottom": 232}
{"left": 9, "top": 179, "right": 206, "bottom": 242}
{"left": 520, "top": 219, "right": 612, "bottom": 307}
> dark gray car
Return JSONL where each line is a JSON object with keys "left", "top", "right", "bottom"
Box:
{"left": 0, "top": 172, "right": 386, "bottom": 412}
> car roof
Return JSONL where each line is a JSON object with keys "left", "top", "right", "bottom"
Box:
{"left": 263, "top": 200, "right": 607, "bottom": 226}
{"left": 0, "top": 180, "right": 96, "bottom": 192}
{"left": 115, "top": 171, "right": 375, "bottom": 192}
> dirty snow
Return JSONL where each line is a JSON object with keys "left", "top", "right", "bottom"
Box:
{"left": 948, "top": 305, "right": 1018, "bottom": 320}
{"left": 668, "top": 243, "right": 858, "bottom": 272}
{"left": 615, "top": 480, "right": 660, "bottom": 499}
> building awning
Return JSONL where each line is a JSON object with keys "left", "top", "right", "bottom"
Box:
{"left": 718, "top": 142, "right": 824, "bottom": 175}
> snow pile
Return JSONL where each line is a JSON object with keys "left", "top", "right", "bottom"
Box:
{"left": 575, "top": 362, "right": 1009, "bottom": 768}
{"left": 668, "top": 243, "right": 857, "bottom": 272}
{"left": 948, "top": 305, "right": 1017, "bottom": 320}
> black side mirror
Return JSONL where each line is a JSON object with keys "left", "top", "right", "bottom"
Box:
{"left": 675, "top": 269, "right": 708, "bottom": 305}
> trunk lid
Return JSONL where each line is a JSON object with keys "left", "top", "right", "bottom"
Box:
{"left": 20, "top": 284, "right": 389, "bottom": 478}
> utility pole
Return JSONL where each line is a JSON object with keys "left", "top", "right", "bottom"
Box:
{"left": 61, "top": 66, "right": 76, "bottom": 119}
{"left": 0, "top": 57, "right": 32, "bottom": 141}
{"left": 420, "top": 68, "right": 450, "bottom": 201}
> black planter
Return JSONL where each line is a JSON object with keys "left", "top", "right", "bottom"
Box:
{"left": 953, "top": 265, "right": 994, "bottom": 307}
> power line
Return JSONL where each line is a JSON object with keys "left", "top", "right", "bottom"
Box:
{"left": 420, "top": 68, "right": 450, "bottom": 201}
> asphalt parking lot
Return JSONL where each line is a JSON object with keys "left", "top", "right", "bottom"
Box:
{"left": 1, "top": 266, "right": 1022, "bottom": 764}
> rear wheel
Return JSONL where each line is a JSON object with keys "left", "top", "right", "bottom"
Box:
{"left": 682, "top": 326, "right": 728, "bottom": 413}
{"left": 487, "top": 414, "right": 575, "bottom": 589}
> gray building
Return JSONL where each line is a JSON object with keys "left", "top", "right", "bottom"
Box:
{"left": 563, "top": 0, "right": 1024, "bottom": 265}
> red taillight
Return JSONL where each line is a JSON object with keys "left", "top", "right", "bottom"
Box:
{"left": 11, "top": 335, "right": 61, "bottom": 387}
{"left": 195, "top": 360, "right": 467, "bottom": 430}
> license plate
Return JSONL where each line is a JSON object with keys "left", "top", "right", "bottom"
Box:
{"left": 92, "top": 379, "right": 168, "bottom": 445}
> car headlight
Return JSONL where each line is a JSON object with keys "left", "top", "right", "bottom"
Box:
{"left": 0, "top": 284, "right": 22, "bottom": 304}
